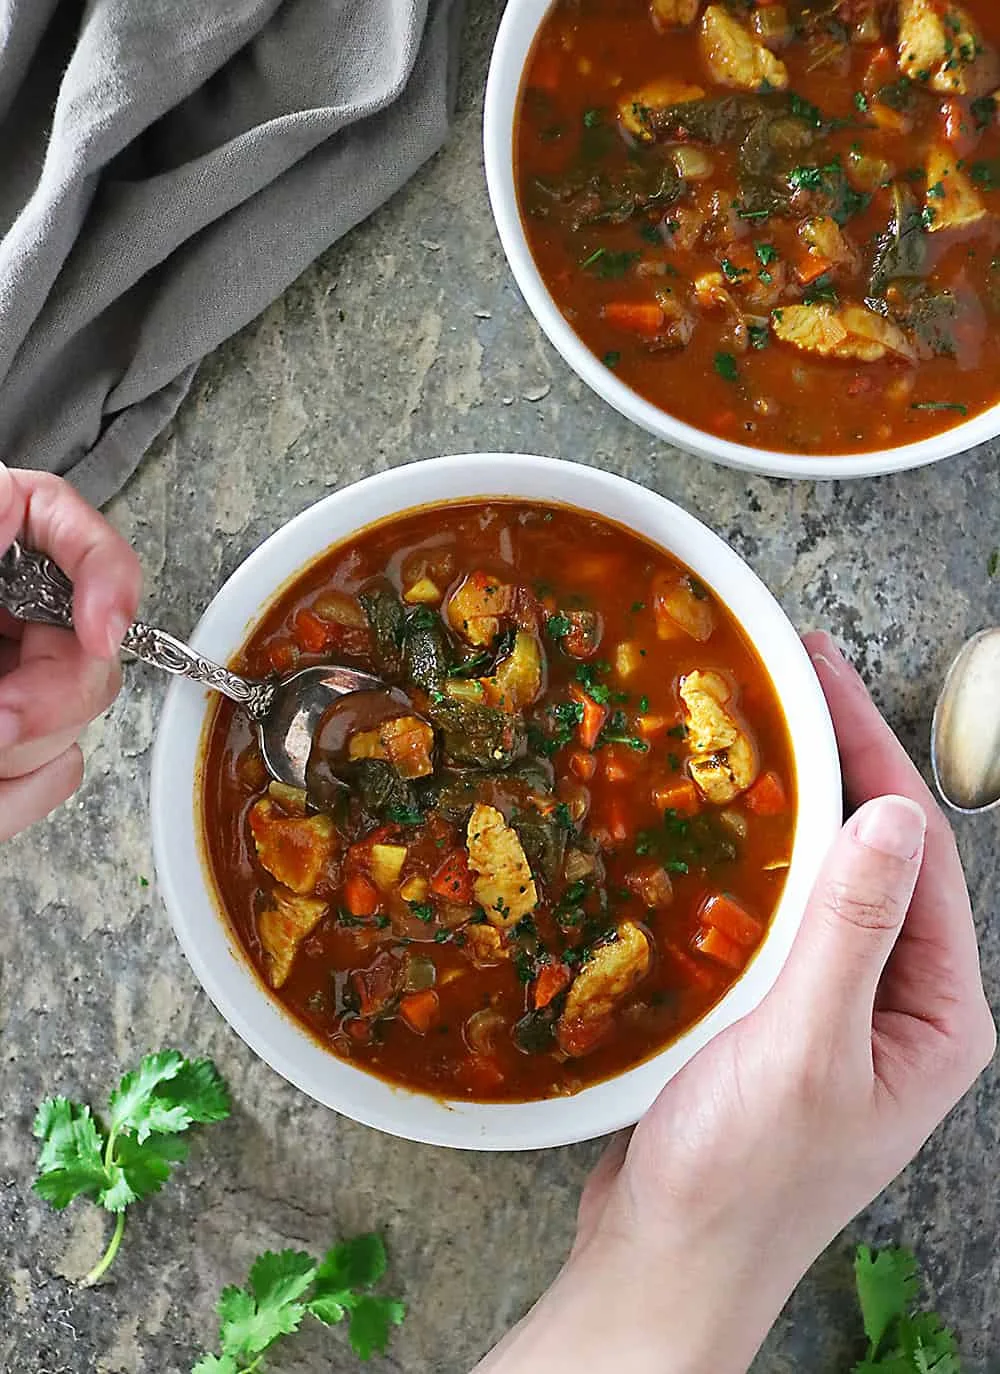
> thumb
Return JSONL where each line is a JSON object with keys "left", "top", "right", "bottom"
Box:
{"left": 782, "top": 795, "right": 927, "bottom": 1028}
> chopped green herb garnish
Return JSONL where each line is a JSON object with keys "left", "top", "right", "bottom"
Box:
{"left": 748, "top": 324, "right": 770, "bottom": 350}
{"left": 583, "top": 108, "right": 603, "bottom": 128}
{"left": 409, "top": 902, "right": 435, "bottom": 923}
{"left": 721, "top": 258, "right": 749, "bottom": 281}
{"left": 854, "top": 91, "right": 869, "bottom": 113}
{"left": 714, "top": 351, "right": 739, "bottom": 383}
{"left": 603, "top": 350, "right": 621, "bottom": 368}
{"left": 575, "top": 662, "right": 611, "bottom": 705}
{"left": 911, "top": 401, "right": 968, "bottom": 414}
{"left": 638, "top": 695, "right": 649, "bottom": 713}
{"left": 546, "top": 613, "right": 572, "bottom": 639}
{"left": 755, "top": 243, "right": 778, "bottom": 267}
{"left": 988, "top": 549, "right": 999, "bottom": 578}
{"left": 385, "top": 803, "right": 424, "bottom": 825}
{"left": 802, "top": 273, "right": 839, "bottom": 306}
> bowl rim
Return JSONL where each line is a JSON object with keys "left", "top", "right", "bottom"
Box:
{"left": 151, "top": 453, "right": 843, "bottom": 1150}
{"left": 481, "top": 0, "right": 999, "bottom": 481}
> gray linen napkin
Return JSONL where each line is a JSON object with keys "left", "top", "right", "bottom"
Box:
{"left": 0, "top": 0, "right": 461, "bottom": 507}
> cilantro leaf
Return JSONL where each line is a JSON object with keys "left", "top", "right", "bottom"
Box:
{"left": 32, "top": 1099, "right": 109, "bottom": 1207}
{"left": 192, "top": 1357, "right": 239, "bottom": 1374}
{"left": 216, "top": 1250, "right": 318, "bottom": 1360}
{"left": 196, "top": 1233, "right": 406, "bottom": 1369}
{"left": 855, "top": 1245, "right": 920, "bottom": 1354}
{"left": 314, "top": 1233, "right": 388, "bottom": 1292}
{"left": 105, "top": 1132, "right": 189, "bottom": 1209}
{"left": 33, "top": 1051, "right": 230, "bottom": 1285}
{"left": 348, "top": 1295, "right": 407, "bottom": 1361}
{"left": 108, "top": 1049, "right": 187, "bottom": 1138}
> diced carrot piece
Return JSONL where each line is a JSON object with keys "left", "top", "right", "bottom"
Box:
{"left": 293, "top": 607, "right": 333, "bottom": 655}
{"left": 268, "top": 638, "right": 298, "bottom": 673}
{"left": 693, "top": 924, "right": 747, "bottom": 970}
{"left": 745, "top": 770, "right": 789, "bottom": 817}
{"left": 603, "top": 300, "right": 665, "bottom": 336}
{"left": 607, "top": 796, "right": 628, "bottom": 844}
{"left": 570, "top": 684, "right": 608, "bottom": 750}
{"left": 529, "top": 48, "right": 561, "bottom": 93}
{"left": 795, "top": 253, "right": 835, "bottom": 286}
{"left": 344, "top": 873, "right": 380, "bottom": 917}
{"left": 636, "top": 714, "right": 670, "bottom": 739}
{"left": 430, "top": 849, "right": 474, "bottom": 903}
{"left": 604, "top": 751, "right": 635, "bottom": 783}
{"left": 398, "top": 989, "right": 440, "bottom": 1035}
{"left": 700, "top": 893, "right": 763, "bottom": 949}
{"left": 533, "top": 961, "right": 571, "bottom": 1010}
{"left": 870, "top": 103, "right": 911, "bottom": 135}
{"left": 456, "top": 1056, "right": 507, "bottom": 1095}
{"left": 568, "top": 748, "right": 597, "bottom": 781}
{"left": 652, "top": 779, "right": 700, "bottom": 817}
{"left": 663, "top": 941, "right": 723, "bottom": 992}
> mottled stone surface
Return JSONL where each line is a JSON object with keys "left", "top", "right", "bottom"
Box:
{"left": 2, "top": 1, "right": 999, "bottom": 1370}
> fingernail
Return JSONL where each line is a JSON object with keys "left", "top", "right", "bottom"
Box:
{"left": 106, "top": 611, "right": 129, "bottom": 657}
{"left": 856, "top": 796, "right": 927, "bottom": 861}
{"left": 0, "top": 708, "right": 20, "bottom": 750}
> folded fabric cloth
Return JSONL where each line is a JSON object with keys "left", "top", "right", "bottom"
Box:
{"left": 0, "top": 0, "right": 461, "bottom": 507}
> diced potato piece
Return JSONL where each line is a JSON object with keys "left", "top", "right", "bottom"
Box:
{"left": 653, "top": 573, "right": 715, "bottom": 642}
{"left": 258, "top": 890, "right": 327, "bottom": 988}
{"left": 487, "top": 631, "right": 543, "bottom": 711}
{"left": 898, "top": 0, "right": 999, "bottom": 97}
{"left": 619, "top": 77, "right": 705, "bottom": 140}
{"left": 445, "top": 571, "right": 514, "bottom": 646}
{"left": 249, "top": 799, "right": 336, "bottom": 895}
{"left": 466, "top": 803, "right": 538, "bottom": 927}
{"left": 614, "top": 641, "right": 643, "bottom": 679}
{"left": 444, "top": 678, "right": 486, "bottom": 703}
{"left": 557, "top": 922, "right": 651, "bottom": 1056}
{"left": 799, "top": 216, "right": 859, "bottom": 273}
{"left": 348, "top": 729, "right": 385, "bottom": 762}
{"left": 348, "top": 715, "right": 434, "bottom": 779}
{"left": 402, "top": 576, "right": 442, "bottom": 605}
{"left": 772, "top": 303, "right": 915, "bottom": 363}
{"left": 650, "top": 0, "right": 700, "bottom": 28}
{"left": 371, "top": 843, "right": 408, "bottom": 891}
{"left": 679, "top": 671, "right": 758, "bottom": 804}
{"left": 463, "top": 922, "right": 509, "bottom": 967}
{"left": 924, "top": 145, "right": 988, "bottom": 232}
{"left": 267, "top": 781, "right": 308, "bottom": 815}
{"left": 379, "top": 716, "right": 435, "bottom": 779}
{"left": 400, "top": 874, "right": 429, "bottom": 903}
{"left": 699, "top": 4, "right": 789, "bottom": 92}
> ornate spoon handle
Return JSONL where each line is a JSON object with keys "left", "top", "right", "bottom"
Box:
{"left": 0, "top": 538, "right": 273, "bottom": 716}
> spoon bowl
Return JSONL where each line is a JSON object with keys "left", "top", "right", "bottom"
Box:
{"left": 261, "top": 663, "right": 384, "bottom": 788}
{"left": 932, "top": 628, "right": 1000, "bottom": 814}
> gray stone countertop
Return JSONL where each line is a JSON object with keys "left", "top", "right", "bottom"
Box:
{"left": 1, "top": 1, "right": 998, "bottom": 1370}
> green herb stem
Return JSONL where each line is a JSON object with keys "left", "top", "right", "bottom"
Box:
{"left": 82, "top": 1209, "right": 126, "bottom": 1288}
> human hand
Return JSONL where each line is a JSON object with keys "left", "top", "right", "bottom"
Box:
{"left": 476, "top": 632, "right": 995, "bottom": 1374}
{"left": 0, "top": 465, "right": 142, "bottom": 840}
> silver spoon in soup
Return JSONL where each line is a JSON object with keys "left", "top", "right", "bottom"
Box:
{"left": 0, "top": 538, "right": 388, "bottom": 789}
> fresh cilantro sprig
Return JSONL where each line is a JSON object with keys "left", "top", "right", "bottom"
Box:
{"left": 33, "top": 1050, "right": 231, "bottom": 1286}
{"left": 193, "top": 1233, "right": 405, "bottom": 1371}
{"left": 853, "top": 1245, "right": 961, "bottom": 1373}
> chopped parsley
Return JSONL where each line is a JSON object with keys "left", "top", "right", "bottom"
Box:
{"left": 911, "top": 401, "right": 968, "bottom": 414}
{"left": 546, "top": 613, "right": 572, "bottom": 639}
{"left": 575, "top": 662, "right": 611, "bottom": 705}
{"left": 603, "top": 350, "right": 621, "bottom": 368}
{"left": 802, "top": 273, "right": 839, "bottom": 306}
{"left": 385, "top": 803, "right": 424, "bottom": 825}
{"left": 755, "top": 243, "right": 779, "bottom": 267}
{"left": 748, "top": 323, "right": 770, "bottom": 350}
{"left": 582, "top": 108, "right": 603, "bottom": 128}
{"left": 409, "top": 902, "right": 435, "bottom": 923}
{"left": 721, "top": 257, "right": 749, "bottom": 281}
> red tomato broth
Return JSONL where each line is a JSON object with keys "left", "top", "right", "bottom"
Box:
{"left": 201, "top": 501, "right": 796, "bottom": 1101}
{"left": 514, "top": 0, "right": 1000, "bottom": 454}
